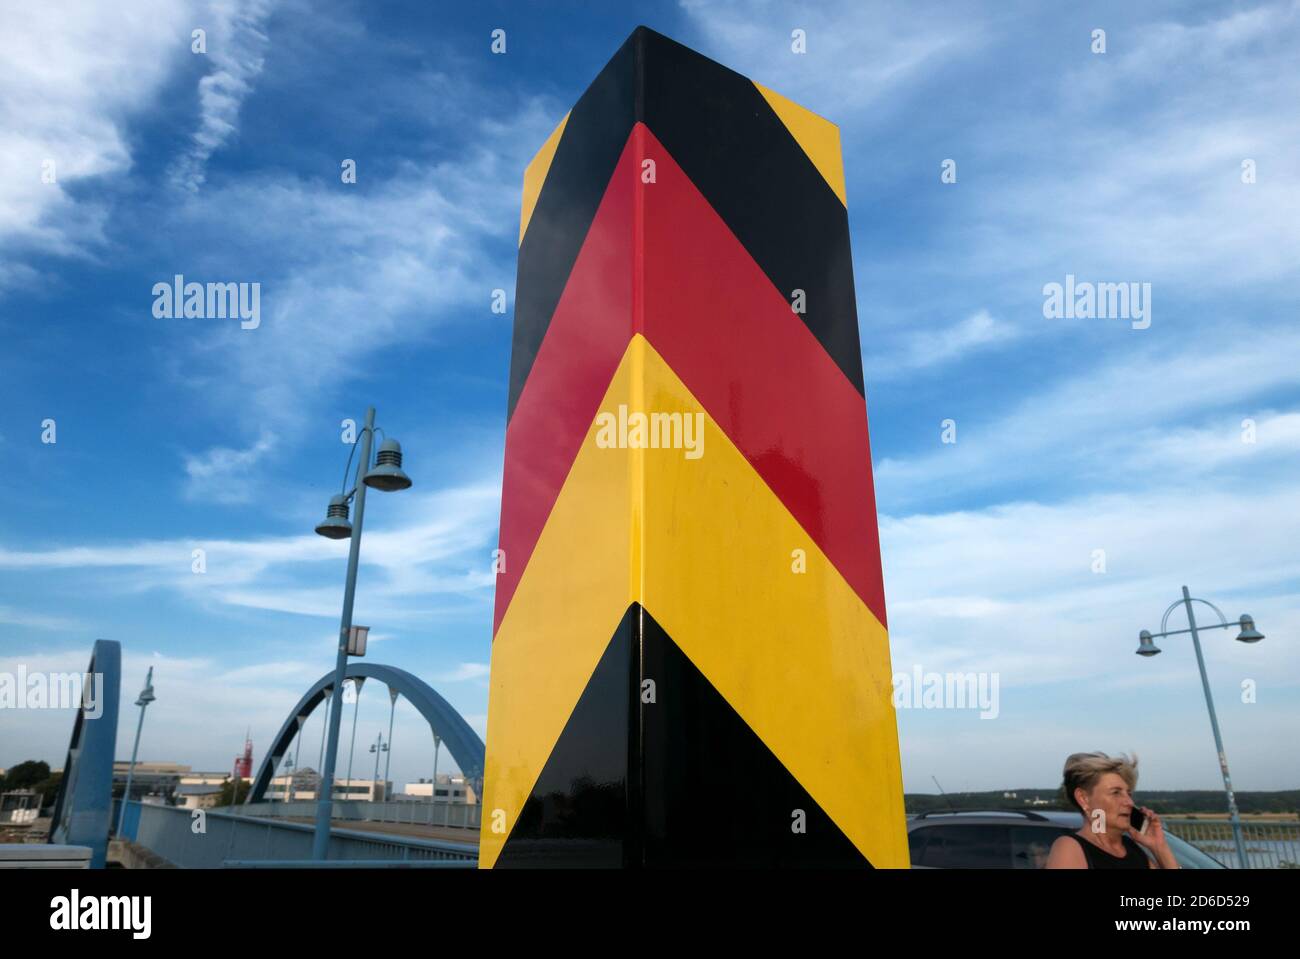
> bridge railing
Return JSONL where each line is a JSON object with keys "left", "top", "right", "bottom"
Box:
{"left": 116, "top": 801, "right": 477, "bottom": 868}
{"left": 1164, "top": 818, "right": 1300, "bottom": 869}
{"left": 241, "top": 799, "right": 481, "bottom": 830}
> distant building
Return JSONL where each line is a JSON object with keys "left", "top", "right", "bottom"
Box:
{"left": 174, "top": 784, "right": 224, "bottom": 810}
{"left": 178, "top": 771, "right": 234, "bottom": 787}
{"left": 112, "top": 761, "right": 189, "bottom": 803}
{"left": 263, "top": 770, "right": 389, "bottom": 803}
{"left": 1, "top": 789, "right": 43, "bottom": 824}
{"left": 402, "top": 775, "right": 476, "bottom": 804}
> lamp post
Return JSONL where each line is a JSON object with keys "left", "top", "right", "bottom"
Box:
{"left": 369, "top": 732, "right": 389, "bottom": 801}
{"left": 310, "top": 406, "right": 412, "bottom": 860}
{"left": 316, "top": 688, "right": 330, "bottom": 785}
{"left": 282, "top": 752, "right": 294, "bottom": 804}
{"left": 116, "top": 667, "right": 156, "bottom": 836}
{"left": 384, "top": 685, "right": 398, "bottom": 803}
{"left": 1135, "top": 586, "right": 1265, "bottom": 868}
{"left": 431, "top": 733, "right": 441, "bottom": 805}
{"left": 344, "top": 677, "right": 365, "bottom": 802}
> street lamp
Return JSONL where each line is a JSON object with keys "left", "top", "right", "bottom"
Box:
{"left": 117, "top": 667, "right": 156, "bottom": 836}
{"left": 1135, "top": 586, "right": 1266, "bottom": 868}
{"left": 310, "top": 407, "right": 412, "bottom": 860}
{"left": 344, "top": 677, "right": 365, "bottom": 803}
{"left": 383, "top": 685, "right": 398, "bottom": 804}
{"left": 369, "top": 732, "right": 389, "bottom": 801}
{"left": 282, "top": 752, "right": 295, "bottom": 804}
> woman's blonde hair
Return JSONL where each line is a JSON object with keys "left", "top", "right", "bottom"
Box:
{"left": 1062, "top": 751, "right": 1138, "bottom": 812}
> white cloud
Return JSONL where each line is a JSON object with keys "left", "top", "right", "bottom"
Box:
{"left": 168, "top": 0, "right": 276, "bottom": 192}
{"left": 870, "top": 309, "right": 1019, "bottom": 379}
{"left": 679, "top": 0, "right": 981, "bottom": 117}
{"left": 875, "top": 323, "right": 1300, "bottom": 511}
{"left": 932, "top": 3, "right": 1300, "bottom": 297}
{"left": 434, "top": 662, "right": 490, "bottom": 682}
{"left": 183, "top": 432, "right": 276, "bottom": 503}
{"left": 0, "top": 605, "right": 82, "bottom": 631}
{"left": 154, "top": 91, "right": 558, "bottom": 434}
{"left": 0, "top": 477, "right": 501, "bottom": 621}
{"left": 0, "top": 0, "right": 194, "bottom": 283}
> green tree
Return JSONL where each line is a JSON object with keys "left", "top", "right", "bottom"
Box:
{"left": 216, "top": 779, "right": 251, "bottom": 807}
{"left": 1, "top": 760, "right": 50, "bottom": 791}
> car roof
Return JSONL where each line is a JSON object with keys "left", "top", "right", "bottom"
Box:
{"left": 908, "top": 809, "right": 1082, "bottom": 827}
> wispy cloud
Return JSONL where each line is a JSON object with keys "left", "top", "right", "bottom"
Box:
{"left": 0, "top": 0, "right": 194, "bottom": 285}
{"left": 153, "top": 91, "right": 557, "bottom": 436}
{"left": 434, "top": 662, "right": 490, "bottom": 682}
{"left": 679, "top": 0, "right": 983, "bottom": 117}
{"left": 875, "top": 323, "right": 1300, "bottom": 511}
{"left": 869, "top": 309, "right": 1019, "bottom": 380}
{"left": 168, "top": 0, "right": 276, "bottom": 192}
{"left": 0, "top": 477, "right": 501, "bottom": 619}
{"left": 183, "top": 432, "right": 276, "bottom": 503}
{"left": 0, "top": 605, "right": 83, "bottom": 631}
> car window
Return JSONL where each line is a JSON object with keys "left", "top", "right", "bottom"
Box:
{"left": 911, "top": 824, "right": 1012, "bottom": 868}
{"left": 1011, "top": 826, "right": 1071, "bottom": 869}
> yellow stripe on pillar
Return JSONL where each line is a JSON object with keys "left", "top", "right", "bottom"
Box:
{"left": 518, "top": 112, "right": 571, "bottom": 245}
{"left": 481, "top": 335, "right": 907, "bottom": 867}
{"left": 752, "top": 82, "right": 847, "bottom": 206}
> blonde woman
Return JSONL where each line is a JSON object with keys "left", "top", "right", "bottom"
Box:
{"left": 1046, "top": 752, "right": 1180, "bottom": 869}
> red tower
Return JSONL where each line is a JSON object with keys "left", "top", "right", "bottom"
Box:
{"left": 233, "top": 729, "right": 253, "bottom": 780}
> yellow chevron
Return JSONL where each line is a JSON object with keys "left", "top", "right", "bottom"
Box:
{"left": 753, "top": 82, "right": 847, "bottom": 206}
{"left": 480, "top": 335, "right": 907, "bottom": 867}
{"left": 478, "top": 341, "right": 634, "bottom": 869}
{"left": 518, "top": 112, "right": 570, "bottom": 245}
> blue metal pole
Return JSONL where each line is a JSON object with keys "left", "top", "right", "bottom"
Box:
{"left": 346, "top": 681, "right": 362, "bottom": 798}
{"left": 1182, "top": 585, "right": 1249, "bottom": 868}
{"left": 384, "top": 686, "right": 398, "bottom": 801}
{"left": 372, "top": 732, "right": 384, "bottom": 789}
{"left": 116, "top": 666, "right": 153, "bottom": 836}
{"left": 317, "top": 690, "right": 329, "bottom": 784}
{"left": 312, "top": 407, "right": 375, "bottom": 860}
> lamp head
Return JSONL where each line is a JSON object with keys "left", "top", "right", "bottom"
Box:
{"left": 136, "top": 667, "right": 156, "bottom": 706}
{"left": 363, "top": 438, "right": 412, "bottom": 492}
{"left": 1235, "top": 614, "right": 1264, "bottom": 643}
{"left": 1136, "top": 629, "right": 1161, "bottom": 657}
{"left": 315, "top": 494, "right": 353, "bottom": 539}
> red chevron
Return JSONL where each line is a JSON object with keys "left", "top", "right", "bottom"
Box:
{"left": 494, "top": 123, "right": 886, "bottom": 633}
{"left": 639, "top": 125, "right": 886, "bottom": 626}
{"left": 493, "top": 131, "right": 639, "bottom": 633}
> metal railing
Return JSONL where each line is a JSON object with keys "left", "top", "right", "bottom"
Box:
{"left": 1164, "top": 819, "right": 1300, "bottom": 869}
{"left": 116, "top": 801, "right": 476, "bottom": 868}
{"left": 241, "top": 799, "right": 480, "bottom": 830}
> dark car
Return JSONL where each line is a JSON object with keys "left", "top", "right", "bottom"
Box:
{"left": 906, "top": 809, "right": 1226, "bottom": 869}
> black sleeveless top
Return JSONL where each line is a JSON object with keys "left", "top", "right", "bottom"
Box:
{"left": 1065, "top": 832, "right": 1149, "bottom": 869}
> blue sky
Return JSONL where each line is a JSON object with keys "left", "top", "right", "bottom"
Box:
{"left": 2, "top": 0, "right": 1298, "bottom": 795}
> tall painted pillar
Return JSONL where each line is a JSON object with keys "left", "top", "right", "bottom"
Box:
{"left": 480, "top": 26, "right": 906, "bottom": 867}
{"left": 48, "top": 639, "right": 121, "bottom": 868}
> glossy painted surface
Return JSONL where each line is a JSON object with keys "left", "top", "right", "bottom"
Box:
{"left": 48, "top": 639, "right": 121, "bottom": 868}
{"left": 482, "top": 25, "right": 905, "bottom": 867}
{"left": 496, "top": 122, "right": 885, "bottom": 631}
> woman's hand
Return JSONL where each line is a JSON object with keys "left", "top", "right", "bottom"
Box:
{"left": 1127, "top": 806, "right": 1165, "bottom": 849}
{"left": 1128, "top": 807, "right": 1179, "bottom": 868}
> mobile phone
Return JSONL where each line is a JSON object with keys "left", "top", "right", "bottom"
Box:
{"left": 1130, "top": 807, "right": 1148, "bottom": 833}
